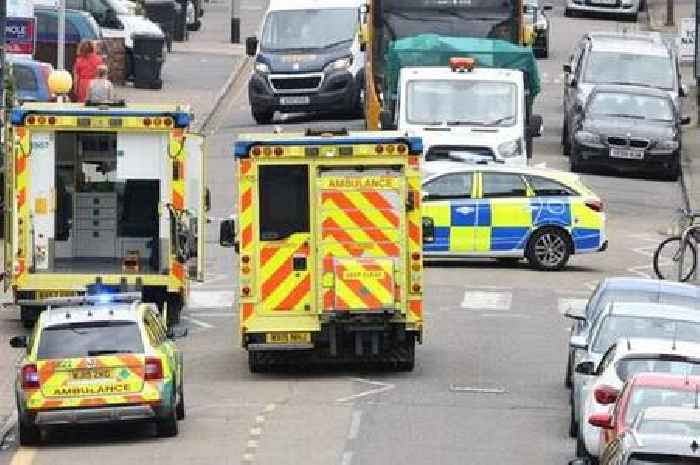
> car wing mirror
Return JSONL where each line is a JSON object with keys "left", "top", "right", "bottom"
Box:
{"left": 569, "top": 334, "right": 588, "bottom": 351}
{"left": 422, "top": 217, "right": 435, "bottom": 244}
{"left": 575, "top": 360, "right": 595, "bottom": 375}
{"left": 9, "top": 335, "right": 27, "bottom": 348}
{"left": 245, "top": 36, "right": 258, "bottom": 57}
{"left": 528, "top": 114, "right": 543, "bottom": 137}
{"left": 588, "top": 412, "right": 613, "bottom": 429}
{"left": 219, "top": 219, "right": 237, "bottom": 248}
{"left": 681, "top": 116, "right": 691, "bottom": 125}
{"left": 166, "top": 327, "right": 189, "bottom": 339}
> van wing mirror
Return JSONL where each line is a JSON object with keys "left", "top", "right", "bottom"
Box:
{"left": 219, "top": 219, "right": 237, "bottom": 248}
{"left": 543, "top": 5, "right": 553, "bottom": 10}
{"left": 245, "top": 36, "right": 258, "bottom": 57}
{"left": 422, "top": 217, "right": 435, "bottom": 244}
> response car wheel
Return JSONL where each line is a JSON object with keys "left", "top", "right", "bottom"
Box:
{"left": 569, "top": 398, "right": 578, "bottom": 438}
{"left": 562, "top": 121, "right": 570, "bottom": 156}
{"left": 156, "top": 391, "right": 179, "bottom": 437}
{"left": 176, "top": 361, "right": 185, "bottom": 420}
{"left": 527, "top": 228, "right": 572, "bottom": 271}
{"left": 565, "top": 350, "right": 573, "bottom": 388}
{"left": 18, "top": 416, "right": 41, "bottom": 446}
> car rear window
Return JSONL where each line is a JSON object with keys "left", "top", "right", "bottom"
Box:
{"left": 593, "top": 316, "right": 700, "bottom": 353}
{"left": 13, "top": 66, "right": 38, "bottom": 91}
{"left": 37, "top": 321, "right": 144, "bottom": 359}
{"left": 526, "top": 175, "right": 577, "bottom": 196}
{"left": 616, "top": 357, "right": 700, "bottom": 382}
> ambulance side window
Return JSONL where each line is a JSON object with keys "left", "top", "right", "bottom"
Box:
{"left": 259, "top": 165, "right": 309, "bottom": 241}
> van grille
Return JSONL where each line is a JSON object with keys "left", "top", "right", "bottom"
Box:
{"left": 269, "top": 74, "right": 323, "bottom": 93}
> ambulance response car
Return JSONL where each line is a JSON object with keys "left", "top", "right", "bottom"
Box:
{"left": 219, "top": 131, "right": 423, "bottom": 371}
{"left": 6, "top": 102, "right": 208, "bottom": 328}
{"left": 9, "top": 294, "right": 187, "bottom": 445}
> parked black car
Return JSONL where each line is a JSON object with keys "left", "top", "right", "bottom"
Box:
{"left": 569, "top": 85, "right": 690, "bottom": 180}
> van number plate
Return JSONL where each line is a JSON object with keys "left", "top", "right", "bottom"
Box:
{"left": 280, "top": 96, "right": 310, "bottom": 105}
{"left": 266, "top": 332, "right": 311, "bottom": 344}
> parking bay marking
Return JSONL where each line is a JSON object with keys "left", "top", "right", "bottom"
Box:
{"left": 460, "top": 291, "right": 512, "bottom": 311}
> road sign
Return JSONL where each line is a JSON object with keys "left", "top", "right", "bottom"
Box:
{"left": 5, "top": 17, "right": 35, "bottom": 56}
{"left": 679, "top": 17, "right": 695, "bottom": 63}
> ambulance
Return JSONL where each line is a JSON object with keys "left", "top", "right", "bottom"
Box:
{"left": 219, "top": 131, "right": 423, "bottom": 371}
{"left": 5, "top": 102, "right": 208, "bottom": 328}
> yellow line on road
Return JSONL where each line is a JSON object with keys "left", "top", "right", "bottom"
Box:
{"left": 10, "top": 448, "right": 36, "bottom": 465}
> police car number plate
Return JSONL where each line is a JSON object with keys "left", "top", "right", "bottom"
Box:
{"left": 280, "top": 96, "right": 310, "bottom": 105}
{"left": 266, "top": 332, "right": 311, "bottom": 344}
{"left": 610, "top": 148, "right": 644, "bottom": 160}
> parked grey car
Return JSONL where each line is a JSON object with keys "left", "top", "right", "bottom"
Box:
{"left": 565, "top": 0, "right": 642, "bottom": 21}
{"left": 562, "top": 32, "right": 684, "bottom": 158}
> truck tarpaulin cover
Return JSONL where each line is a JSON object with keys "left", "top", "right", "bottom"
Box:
{"left": 385, "top": 34, "right": 540, "bottom": 100}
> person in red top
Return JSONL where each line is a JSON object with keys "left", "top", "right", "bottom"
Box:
{"left": 72, "top": 40, "right": 103, "bottom": 102}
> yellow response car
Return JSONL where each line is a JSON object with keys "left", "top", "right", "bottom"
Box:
{"left": 9, "top": 296, "right": 187, "bottom": 445}
{"left": 422, "top": 162, "right": 607, "bottom": 270}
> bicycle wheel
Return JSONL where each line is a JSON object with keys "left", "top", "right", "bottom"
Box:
{"left": 653, "top": 237, "right": 698, "bottom": 281}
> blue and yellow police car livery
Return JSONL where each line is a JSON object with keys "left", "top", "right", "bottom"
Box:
{"left": 421, "top": 163, "right": 607, "bottom": 270}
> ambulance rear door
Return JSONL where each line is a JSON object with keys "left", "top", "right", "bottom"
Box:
{"left": 184, "top": 134, "right": 206, "bottom": 282}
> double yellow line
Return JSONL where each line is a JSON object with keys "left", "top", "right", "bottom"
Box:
{"left": 10, "top": 448, "right": 35, "bottom": 465}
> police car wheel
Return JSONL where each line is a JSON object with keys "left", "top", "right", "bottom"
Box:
{"left": 527, "top": 228, "right": 571, "bottom": 271}
{"left": 18, "top": 417, "right": 41, "bottom": 446}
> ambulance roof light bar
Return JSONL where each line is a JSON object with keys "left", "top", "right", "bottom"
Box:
{"left": 450, "top": 57, "right": 476, "bottom": 73}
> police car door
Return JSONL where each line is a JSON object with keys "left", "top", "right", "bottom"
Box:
{"left": 184, "top": 134, "right": 206, "bottom": 281}
{"left": 480, "top": 172, "right": 531, "bottom": 253}
{"left": 422, "top": 171, "right": 476, "bottom": 254}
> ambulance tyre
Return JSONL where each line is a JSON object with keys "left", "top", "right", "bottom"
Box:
{"left": 166, "top": 294, "right": 183, "bottom": 327}
{"left": 397, "top": 335, "right": 416, "bottom": 371}
{"left": 526, "top": 227, "right": 572, "bottom": 271}
{"left": 176, "top": 357, "right": 185, "bottom": 420}
{"left": 156, "top": 389, "right": 179, "bottom": 437}
{"left": 18, "top": 416, "right": 41, "bottom": 446}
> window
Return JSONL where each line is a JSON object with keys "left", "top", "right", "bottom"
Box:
{"left": 37, "top": 321, "right": 144, "bottom": 358}
{"left": 482, "top": 173, "right": 528, "bottom": 199}
{"left": 526, "top": 176, "right": 577, "bottom": 196}
{"left": 423, "top": 173, "right": 472, "bottom": 199}
{"left": 598, "top": 344, "right": 617, "bottom": 374}
{"left": 12, "top": 66, "right": 38, "bottom": 92}
{"left": 259, "top": 165, "right": 309, "bottom": 241}
{"left": 66, "top": 0, "right": 83, "bottom": 9}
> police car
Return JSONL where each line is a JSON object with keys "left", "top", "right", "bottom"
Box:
{"left": 9, "top": 295, "right": 187, "bottom": 445}
{"left": 421, "top": 162, "right": 607, "bottom": 270}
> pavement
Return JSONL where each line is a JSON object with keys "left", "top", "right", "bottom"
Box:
{"left": 0, "top": 3, "right": 698, "bottom": 465}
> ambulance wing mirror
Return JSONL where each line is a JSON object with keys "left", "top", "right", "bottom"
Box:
{"left": 219, "top": 219, "right": 237, "bottom": 250}
{"left": 9, "top": 336, "right": 27, "bottom": 348}
{"left": 422, "top": 217, "right": 435, "bottom": 244}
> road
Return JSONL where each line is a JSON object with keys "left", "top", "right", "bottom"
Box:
{"left": 0, "top": 5, "right": 688, "bottom": 465}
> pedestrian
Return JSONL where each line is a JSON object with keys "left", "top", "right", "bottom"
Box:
{"left": 73, "top": 40, "right": 103, "bottom": 103}
{"left": 87, "top": 65, "right": 114, "bottom": 103}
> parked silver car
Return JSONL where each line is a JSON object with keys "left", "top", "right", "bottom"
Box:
{"left": 565, "top": 0, "right": 641, "bottom": 21}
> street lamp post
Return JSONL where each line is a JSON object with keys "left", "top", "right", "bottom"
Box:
{"left": 57, "top": 0, "right": 65, "bottom": 71}
{"left": 667, "top": 0, "right": 675, "bottom": 26}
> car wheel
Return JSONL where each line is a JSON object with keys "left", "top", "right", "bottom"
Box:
{"left": 565, "top": 7, "right": 575, "bottom": 17}
{"left": 252, "top": 107, "right": 274, "bottom": 125}
{"left": 569, "top": 397, "right": 579, "bottom": 438}
{"left": 156, "top": 390, "right": 179, "bottom": 437}
{"left": 526, "top": 227, "right": 572, "bottom": 271}
{"left": 176, "top": 361, "right": 185, "bottom": 420}
{"left": 576, "top": 434, "right": 587, "bottom": 457}
{"left": 565, "top": 350, "right": 573, "bottom": 388}
{"left": 18, "top": 415, "right": 41, "bottom": 446}
{"left": 570, "top": 144, "right": 582, "bottom": 172}
{"left": 562, "top": 120, "right": 570, "bottom": 156}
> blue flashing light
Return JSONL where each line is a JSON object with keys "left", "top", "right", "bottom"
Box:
{"left": 408, "top": 137, "right": 423, "bottom": 155}
{"left": 173, "top": 112, "right": 191, "bottom": 128}
{"left": 11, "top": 109, "right": 26, "bottom": 125}
{"left": 234, "top": 141, "right": 253, "bottom": 158}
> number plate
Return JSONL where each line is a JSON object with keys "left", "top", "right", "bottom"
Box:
{"left": 72, "top": 368, "right": 112, "bottom": 380}
{"left": 610, "top": 148, "right": 644, "bottom": 160}
{"left": 279, "top": 96, "right": 310, "bottom": 105}
{"left": 266, "top": 332, "right": 311, "bottom": 344}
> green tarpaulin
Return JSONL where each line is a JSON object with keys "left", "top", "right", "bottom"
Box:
{"left": 384, "top": 34, "right": 541, "bottom": 102}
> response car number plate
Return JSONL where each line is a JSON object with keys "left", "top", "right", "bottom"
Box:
{"left": 610, "top": 148, "right": 644, "bottom": 160}
{"left": 266, "top": 332, "right": 311, "bottom": 344}
{"left": 72, "top": 368, "right": 112, "bottom": 380}
{"left": 280, "top": 96, "right": 310, "bottom": 105}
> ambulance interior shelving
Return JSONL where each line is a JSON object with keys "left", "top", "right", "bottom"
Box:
{"left": 34, "top": 131, "right": 169, "bottom": 274}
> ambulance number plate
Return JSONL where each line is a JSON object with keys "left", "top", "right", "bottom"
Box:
{"left": 266, "top": 332, "right": 311, "bottom": 344}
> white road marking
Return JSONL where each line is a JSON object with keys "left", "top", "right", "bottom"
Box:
{"left": 460, "top": 291, "right": 512, "bottom": 310}
{"left": 181, "top": 316, "right": 214, "bottom": 329}
{"left": 247, "top": 440, "right": 259, "bottom": 449}
{"left": 348, "top": 411, "right": 362, "bottom": 440}
{"left": 250, "top": 427, "right": 262, "bottom": 437}
{"left": 336, "top": 378, "right": 396, "bottom": 403}
{"left": 558, "top": 298, "right": 588, "bottom": 315}
{"left": 186, "top": 311, "right": 234, "bottom": 317}
{"left": 187, "top": 290, "right": 236, "bottom": 309}
{"left": 340, "top": 451, "right": 354, "bottom": 465}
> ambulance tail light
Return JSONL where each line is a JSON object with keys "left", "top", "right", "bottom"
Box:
{"left": 144, "top": 357, "right": 164, "bottom": 381}
{"left": 22, "top": 364, "right": 40, "bottom": 389}
{"left": 585, "top": 200, "right": 604, "bottom": 213}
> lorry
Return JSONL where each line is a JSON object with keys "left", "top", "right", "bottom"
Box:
{"left": 362, "top": 0, "right": 525, "bottom": 130}
{"left": 6, "top": 102, "right": 208, "bottom": 328}
{"left": 385, "top": 36, "right": 543, "bottom": 164}
{"left": 219, "top": 131, "right": 424, "bottom": 372}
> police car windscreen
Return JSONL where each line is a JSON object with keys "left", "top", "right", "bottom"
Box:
{"left": 37, "top": 321, "right": 144, "bottom": 359}
{"left": 407, "top": 80, "right": 517, "bottom": 126}
{"left": 261, "top": 9, "right": 357, "bottom": 51}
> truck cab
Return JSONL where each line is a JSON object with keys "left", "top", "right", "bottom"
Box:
{"left": 396, "top": 59, "right": 541, "bottom": 166}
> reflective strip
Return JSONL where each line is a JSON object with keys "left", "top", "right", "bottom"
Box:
{"left": 170, "top": 130, "right": 186, "bottom": 285}
{"left": 239, "top": 160, "right": 254, "bottom": 251}
{"left": 15, "top": 131, "right": 30, "bottom": 281}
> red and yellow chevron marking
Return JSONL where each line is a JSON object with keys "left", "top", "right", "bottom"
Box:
{"left": 320, "top": 191, "right": 400, "bottom": 258}
{"left": 14, "top": 130, "right": 30, "bottom": 281}
{"left": 409, "top": 299, "right": 422, "bottom": 319}
{"left": 260, "top": 240, "right": 310, "bottom": 312}
{"left": 169, "top": 130, "right": 186, "bottom": 286}
{"left": 238, "top": 160, "right": 254, "bottom": 251}
{"left": 407, "top": 175, "right": 422, "bottom": 251}
{"left": 332, "top": 258, "right": 394, "bottom": 311}
{"left": 25, "top": 355, "right": 169, "bottom": 410}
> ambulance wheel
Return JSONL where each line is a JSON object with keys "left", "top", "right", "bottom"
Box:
{"left": 18, "top": 416, "right": 41, "bottom": 446}
{"left": 166, "top": 294, "right": 183, "bottom": 327}
{"left": 397, "top": 335, "right": 416, "bottom": 371}
{"left": 252, "top": 107, "right": 274, "bottom": 125}
{"left": 248, "top": 351, "right": 264, "bottom": 373}
{"left": 156, "top": 390, "right": 179, "bottom": 437}
{"left": 176, "top": 358, "right": 185, "bottom": 420}
{"left": 527, "top": 227, "right": 572, "bottom": 271}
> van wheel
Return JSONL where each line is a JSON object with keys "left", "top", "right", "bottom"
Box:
{"left": 252, "top": 108, "right": 274, "bottom": 124}
{"left": 526, "top": 227, "right": 572, "bottom": 271}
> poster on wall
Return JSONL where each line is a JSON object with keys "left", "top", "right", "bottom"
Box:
{"left": 6, "top": 18, "right": 36, "bottom": 56}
